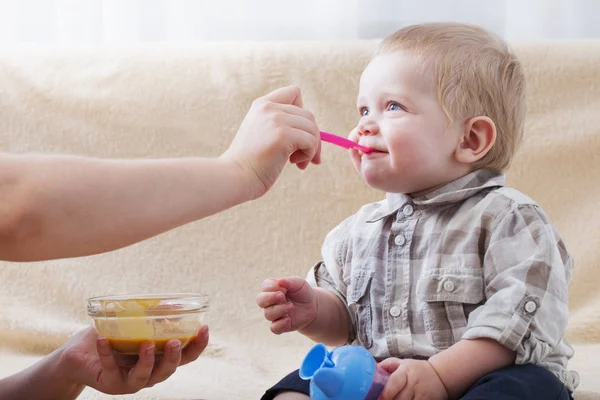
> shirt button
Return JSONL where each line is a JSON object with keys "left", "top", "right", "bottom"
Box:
{"left": 403, "top": 204, "right": 414, "bottom": 216}
{"left": 390, "top": 306, "right": 401, "bottom": 317}
{"left": 525, "top": 301, "right": 537, "bottom": 313}
{"left": 443, "top": 280, "right": 455, "bottom": 292}
{"left": 394, "top": 234, "right": 406, "bottom": 246}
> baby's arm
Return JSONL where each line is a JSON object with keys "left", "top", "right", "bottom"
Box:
{"left": 430, "top": 203, "right": 572, "bottom": 398}
{"left": 299, "top": 287, "right": 350, "bottom": 346}
{"left": 258, "top": 215, "right": 356, "bottom": 345}
{"left": 258, "top": 278, "right": 350, "bottom": 347}
{"left": 428, "top": 338, "right": 515, "bottom": 398}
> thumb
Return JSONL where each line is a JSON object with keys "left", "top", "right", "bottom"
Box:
{"left": 262, "top": 85, "right": 303, "bottom": 107}
{"left": 277, "top": 277, "right": 312, "bottom": 301}
{"left": 277, "top": 277, "right": 308, "bottom": 292}
{"left": 378, "top": 357, "right": 403, "bottom": 374}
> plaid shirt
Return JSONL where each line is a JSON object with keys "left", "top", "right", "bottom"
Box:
{"left": 307, "top": 169, "right": 578, "bottom": 391}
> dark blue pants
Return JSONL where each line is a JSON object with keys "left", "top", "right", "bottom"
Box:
{"left": 462, "top": 364, "right": 571, "bottom": 400}
{"left": 261, "top": 363, "right": 570, "bottom": 400}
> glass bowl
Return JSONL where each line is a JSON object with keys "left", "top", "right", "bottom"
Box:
{"left": 87, "top": 293, "right": 209, "bottom": 355}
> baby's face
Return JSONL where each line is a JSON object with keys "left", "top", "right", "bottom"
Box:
{"left": 350, "top": 51, "right": 463, "bottom": 194}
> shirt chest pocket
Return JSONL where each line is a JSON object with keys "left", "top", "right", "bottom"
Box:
{"left": 416, "top": 269, "right": 484, "bottom": 349}
{"left": 347, "top": 270, "right": 374, "bottom": 348}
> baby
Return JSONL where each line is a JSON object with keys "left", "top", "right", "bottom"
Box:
{"left": 257, "top": 23, "right": 578, "bottom": 400}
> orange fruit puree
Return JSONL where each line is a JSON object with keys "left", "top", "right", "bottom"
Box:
{"left": 107, "top": 335, "right": 197, "bottom": 354}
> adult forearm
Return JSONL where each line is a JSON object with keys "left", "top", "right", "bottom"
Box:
{"left": 299, "top": 288, "right": 350, "bottom": 346}
{"left": 0, "top": 350, "right": 84, "bottom": 400}
{"left": 0, "top": 154, "right": 254, "bottom": 261}
{"left": 428, "top": 338, "right": 516, "bottom": 399}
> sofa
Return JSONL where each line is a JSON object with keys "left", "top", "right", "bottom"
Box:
{"left": 0, "top": 40, "right": 599, "bottom": 399}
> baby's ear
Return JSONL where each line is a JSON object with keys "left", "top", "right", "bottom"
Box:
{"left": 454, "top": 116, "right": 496, "bottom": 165}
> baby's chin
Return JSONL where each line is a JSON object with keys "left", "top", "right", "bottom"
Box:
{"left": 360, "top": 167, "right": 424, "bottom": 194}
{"left": 360, "top": 169, "right": 400, "bottom": 192}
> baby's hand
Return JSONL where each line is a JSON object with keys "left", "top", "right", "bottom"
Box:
{"left": 256, "top": 277, "right": 318, "bottom": 334}
{"left": 378, "top": 358, "right": 448, "bottom": 400}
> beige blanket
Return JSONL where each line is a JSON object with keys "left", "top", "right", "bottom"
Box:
{"left": 0, "top": 41, "right": 599, "bottom": 399}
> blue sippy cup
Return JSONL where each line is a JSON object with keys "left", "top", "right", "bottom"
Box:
{"left": 299, "top": 343, "right": 389, "bottom": 400}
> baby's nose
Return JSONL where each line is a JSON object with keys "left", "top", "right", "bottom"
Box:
{"left": 358, "top": 122, "right": 379, "bottom": 136}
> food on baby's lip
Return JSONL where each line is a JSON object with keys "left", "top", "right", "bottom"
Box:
{"left": 87, "top": 293, "right": 209, "bottom": 356}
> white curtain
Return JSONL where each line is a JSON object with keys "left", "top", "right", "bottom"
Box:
{"left": 0, "top": 0, "right": 599, "bottom": 43}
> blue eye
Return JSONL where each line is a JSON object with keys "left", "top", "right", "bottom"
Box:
{"left": 389, "top": 103, "right": 401, "bottom": 111}
{"left": 360, "top": 108, "right": 370, "bottom": 117}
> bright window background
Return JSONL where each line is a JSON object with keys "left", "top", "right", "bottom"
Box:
{"left": 0, "top": 0, "right": 599, "bottom": 43}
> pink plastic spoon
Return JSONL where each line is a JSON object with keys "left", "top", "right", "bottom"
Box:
{"left": 319, "top": 131, "right": 376, "bottom": 153}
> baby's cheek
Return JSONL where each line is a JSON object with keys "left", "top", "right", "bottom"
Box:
{"left": 347, "top": 127, "right": 360, "bottom": 141}
{"left": 400, "top": 138, "right": 432, "bottom": 162}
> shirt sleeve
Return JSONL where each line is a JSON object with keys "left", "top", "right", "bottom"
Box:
{"left": 461, "top": 203, "right": 573, "bottom": 365}
{"left": 306, "top": 213, "right": 356, "bottom": 341}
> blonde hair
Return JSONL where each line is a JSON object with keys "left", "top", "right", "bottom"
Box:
{"left": 378, "top": 22, "right": 526, "bottom": 172}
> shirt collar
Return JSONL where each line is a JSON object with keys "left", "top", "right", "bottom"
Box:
{"left": 366, "top": 169, "right": 506, "bottom": 223}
